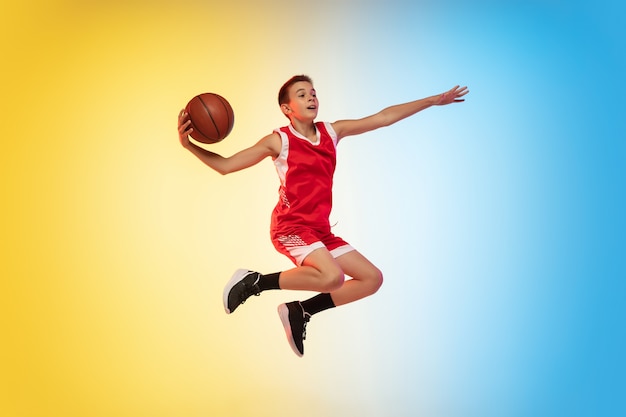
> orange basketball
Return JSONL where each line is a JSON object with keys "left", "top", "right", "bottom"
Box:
{"left": 185, "top": 93, "right": 235, "bottom": 144}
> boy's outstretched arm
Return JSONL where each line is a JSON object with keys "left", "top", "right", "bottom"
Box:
{"left": 178, "top": 110, "right": 280, "bottom": 175}
{"left": 332, "top": 85, "right": 468, "bottom": 140}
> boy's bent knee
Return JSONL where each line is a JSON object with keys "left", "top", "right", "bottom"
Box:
{"left": 367, "top": 268, "right": 384, "bottom": 295}
{"left": 320, "top": 269, "right": 345, "bottom": 292}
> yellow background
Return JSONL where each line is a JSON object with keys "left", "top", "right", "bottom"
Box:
{"left": 2, "top": 2, "right": 336, "bottom": 416}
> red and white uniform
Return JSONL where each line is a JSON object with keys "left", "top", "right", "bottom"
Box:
{"left": 270, "top": 122, "right": 353, "bottom": 265}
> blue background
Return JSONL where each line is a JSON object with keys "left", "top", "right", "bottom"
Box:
{"left": 322, "top": 1, "right": 625, "bottom": 416}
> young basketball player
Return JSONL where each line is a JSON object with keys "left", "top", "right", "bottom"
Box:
{"left": 177, "top": 75, "right": 468, "bottom": 356}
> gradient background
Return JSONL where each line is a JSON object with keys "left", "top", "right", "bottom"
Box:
{"left": 1, "top": 1, "right": 624, "bottom": 416}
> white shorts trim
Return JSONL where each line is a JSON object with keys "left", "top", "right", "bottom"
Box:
{"left": 291, "top": 241, "right": 325, "bottom": 266}
{"left": 329, "top": 244, "right": 355, "bottom": 259}
{"left": 294, "top": 243, "right": 355, "bottom": 266}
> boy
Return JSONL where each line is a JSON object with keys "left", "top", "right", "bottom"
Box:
{"left": 177, "top": 75, "right": 468, "bottom": 357}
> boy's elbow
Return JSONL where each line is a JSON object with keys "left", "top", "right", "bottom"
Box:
{"left": 377, "top": 110, "right": 396, "bottom": 127}
{"left": 215, "top": 164, "right": 241, "bottom": 176}
{"left": 218, "top": 168, "right": 238, "bottom": 176}
{"left": 212, "top": 158, "right": 235, "bottom": 175}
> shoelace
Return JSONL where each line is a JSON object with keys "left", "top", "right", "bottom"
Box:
{"left": 302, "top": 312, "right": 311, "bottom": 340}
{"left": 237, "top": 283, "right": 260, "bottom": 306}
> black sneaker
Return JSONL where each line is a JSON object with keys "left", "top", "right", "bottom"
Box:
{"left": 277, "top": 302, "right": 311, "bottom": 357}
{"left": 223, "top": 269, "right": 261, "bottom": 314}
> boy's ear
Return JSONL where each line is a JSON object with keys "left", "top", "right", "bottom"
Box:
{"left": 281, "top": 104, "right": 291, "bottom": 115}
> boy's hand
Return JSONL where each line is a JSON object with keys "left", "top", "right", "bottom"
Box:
{"left": 436, "top": 85, "right": 469, "bottom": 105}
{"left": 178, "top": 109, "right": 193, "bottom": 148}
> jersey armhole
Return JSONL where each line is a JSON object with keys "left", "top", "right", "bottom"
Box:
{"left": 272, "top": 128, "right": 289, "bottom": 165}
{"left": 322, "top": 122, "right": 339, "bottom": 147}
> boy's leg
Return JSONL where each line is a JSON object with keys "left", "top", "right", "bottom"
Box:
{"left": 223, "top": 247, "right": 344, "bottom": 314}
{"left": 329, "top": 250, "right": 383, "bottom": 306}
{"left": 278, "top": 250, "right": 383, "bottom": 356}
{"left": 278, "top": 247, "right": 344, "bottom": 292}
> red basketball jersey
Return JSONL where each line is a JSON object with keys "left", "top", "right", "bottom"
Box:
{"left": 270, "top": 122, "right": 338, "bottom": 233}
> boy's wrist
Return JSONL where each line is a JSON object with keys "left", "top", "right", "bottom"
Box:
{"left": 183, "top": 139, "right": 196, "bottom": 150}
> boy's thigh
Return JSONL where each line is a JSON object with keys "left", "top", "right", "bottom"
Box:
{"left": 301, "top": 246, "right": 342, "bottom": 274}
{"left": 334, "top": 250, "right": 382, "bottom": 281}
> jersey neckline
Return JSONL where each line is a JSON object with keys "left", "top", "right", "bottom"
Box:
{"left": 288, "top": 123, "right": 321, "bottom": 145}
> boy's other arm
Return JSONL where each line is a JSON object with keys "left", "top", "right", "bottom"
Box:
{"left": 332, "top": 85, "right": 468, "bottom": 140}
{"left": 178, "top": 110, "right": 280, "bottom": 175}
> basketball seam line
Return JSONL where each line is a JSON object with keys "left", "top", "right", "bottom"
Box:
{"left": 215, "top": 95, "right": 233, "bottom": 133}
{"left": 198, "top": 95, "right": 221, "bottom": 139}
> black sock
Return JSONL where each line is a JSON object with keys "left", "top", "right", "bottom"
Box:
{"left": 257, "top": 272, "right": 281, "bottom": 291}
{"left": 300, "top": 293, "right": 335, "bottom": 316}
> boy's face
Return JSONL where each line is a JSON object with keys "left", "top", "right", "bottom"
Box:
{"left": 282, "top": 81, "right": 318, "bottom": 121}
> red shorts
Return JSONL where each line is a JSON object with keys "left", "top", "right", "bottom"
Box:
{"left": 271, "top": 226, "right": 354, "bottom": 266}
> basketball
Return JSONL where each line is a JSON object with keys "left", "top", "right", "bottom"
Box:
{"left": 185, "top": 93, "right": 235, "bottom": 144}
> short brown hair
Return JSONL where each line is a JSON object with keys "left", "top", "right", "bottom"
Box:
{"left": 278, "top": 74, "right": 313, "bottom": 105}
